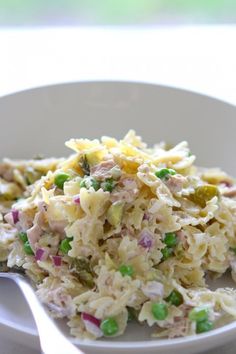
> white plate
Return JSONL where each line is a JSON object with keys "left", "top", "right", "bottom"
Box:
{"left": 1, "top": 81, "right": 236, "bottom": 354}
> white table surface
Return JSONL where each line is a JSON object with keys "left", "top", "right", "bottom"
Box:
{"left": 1, "top": 25, "right": 236, "bottom": 354}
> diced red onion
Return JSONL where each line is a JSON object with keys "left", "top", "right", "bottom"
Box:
{"left": 81, "top": 312, "right": 103, "bottom": 337}
{"left": 221, "top": 180, "right": 233, "bottom": 188}
{"left": 82, "top": 312, "right": 101, "bottom": 327}
{"left": 138, "top": 230, "right": 153, "bottom": 250}
{"left": 35, "top": 248, "right": 48, "bottom": 261}
{"left": 12, "top": 210, "right": 19, "bottom": 224}
{"left": 143, "top": 213, "right": 150, "bottom": 221}
{"left": 73, "top": 194, "right": 80, "bottom": 205}
{"left": 51, "top": 255, "right": 62, "bottom": 267}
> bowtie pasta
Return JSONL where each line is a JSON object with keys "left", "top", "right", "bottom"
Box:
{"left": 1, "top": 130, "right": 236, "bottom": 339}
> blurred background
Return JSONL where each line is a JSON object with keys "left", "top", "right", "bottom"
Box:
{"left": 0, "top": 1, "right": 236, "bottom": 104}
{"left": 0, "top": 0, "right": 236, "bottom": 26}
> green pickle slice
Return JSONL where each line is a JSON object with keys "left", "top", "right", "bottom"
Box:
{"left": 188, "top": 184, "right": 219, "bottom": 208}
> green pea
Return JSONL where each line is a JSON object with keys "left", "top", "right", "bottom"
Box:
{"left": 24, "top": 241, "right": 34, "bottom": 255}
{"left": 80, "top": 179, "right": 87, "bottom": 188}
{"left": 165, "top": 289, "right": 183, "bottom": 306}
{"left": 100, "top": 317, "right": 119, "bottom": 336}
{"left": 119, "top": 264, "right": 134, "bottom": 277}
{"left": 54, "top": 172, "right": 70, "bottom": 189}
{"left": 151, "top": 302, "right": 168, "bottom": 320}
{"left": 155, "top": 168, "right": 176, "bottom": 180}
{"left": 91, "top": 179, "right": 100, "bottom": 191}
{"left": 80, "top": 177, "right": 100, "bottom": 191}
{"left": 59, "top": 237, "right": 73, "bottom": 254}
{"left": 19, "top": 232, "right": 28, "bottom": 243}
{"left": 196, "top": 320, "right": 213, "bottom": 334}
{"left": 161, "top": 246, "right": 173, "bottom": 260}
{"left": 103, "top": 178, "right": 115, "bottom": 192}
{"left": 189, "top": 307, "right": 209, "bottom": 322}
{"left": 164, "top": 232, "right": 177, "bottom": 247}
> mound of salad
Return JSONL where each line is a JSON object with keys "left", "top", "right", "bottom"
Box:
{"left": 1, "top": 130, "right": 236, "bottom": 339}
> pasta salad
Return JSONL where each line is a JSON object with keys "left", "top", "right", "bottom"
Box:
{"left": 1, "top": 130, "right": 236, "bottom": 339}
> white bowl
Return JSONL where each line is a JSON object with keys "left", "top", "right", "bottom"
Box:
{"left": 0, "top": 81, "right": 236, "bottom": 354}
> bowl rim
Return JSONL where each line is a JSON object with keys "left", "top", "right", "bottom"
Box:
{"left": 0, "top": 79, "right": 235, "bottom": 110}
{"left": 1, "top": 315, "right": 236, "bottom": 349}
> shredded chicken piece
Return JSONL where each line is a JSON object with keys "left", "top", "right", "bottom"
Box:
{"left": 176, "top": 229, "right": 188, "bottom": 250}
{"left": 49, "top": 219, "right": 67, "bottom": 234}
{"left": 27, "top": 224, "right": 42, "bottom": 250}
{"left": 38, "top": 286, "right": 76, "bottom": 318}
{"left": 168, "top": 318, "right": 191, "bottom": 338}
{"left": 47, "top": 302, "right": 75, "bottom": 318}
{"left": 0, "top": 223, "right": 18, "bottom": 243}
{"left": 111, "top": 178, "right": 139, "bottom": 203}
{"left": 142, "top": 281, "right": 164, "bottom": 299}
{"left": 222, "top": 186, "right": 236, "bottom": 198}
{"left": 18, "top": 210, "right": 34, "bottom": 231}
{"left": 90, "top": 160, "right": 116, "bottom": 180}
{"left": 165, "top": 174, "right": 187, "bottom": 194}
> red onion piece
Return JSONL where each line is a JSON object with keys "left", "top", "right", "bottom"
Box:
{"left": 81, "top": 312, "right": 103, "bottom": 337}
{"left": 12, "top": 210, "right": 19, "bottom": 224}
{"left": 73, "top": 194, "right": 80, "bottom": 204}
{"left": 143, "top": 213, "right": 150, "bottom": 221}
{"left": 221, "top": 180, "right": 233, "bottom": 188}
{"left": 35, "top": 248, "right": 48, "bottom": 261}
{"left": 51, "top": 255, "right": 62, "bottom": 267}
{"left": 138, "top": 230, "right": 153, "bottom": 250}
{"left": 82, "top": 312, "right": 101, "bottom": 327}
